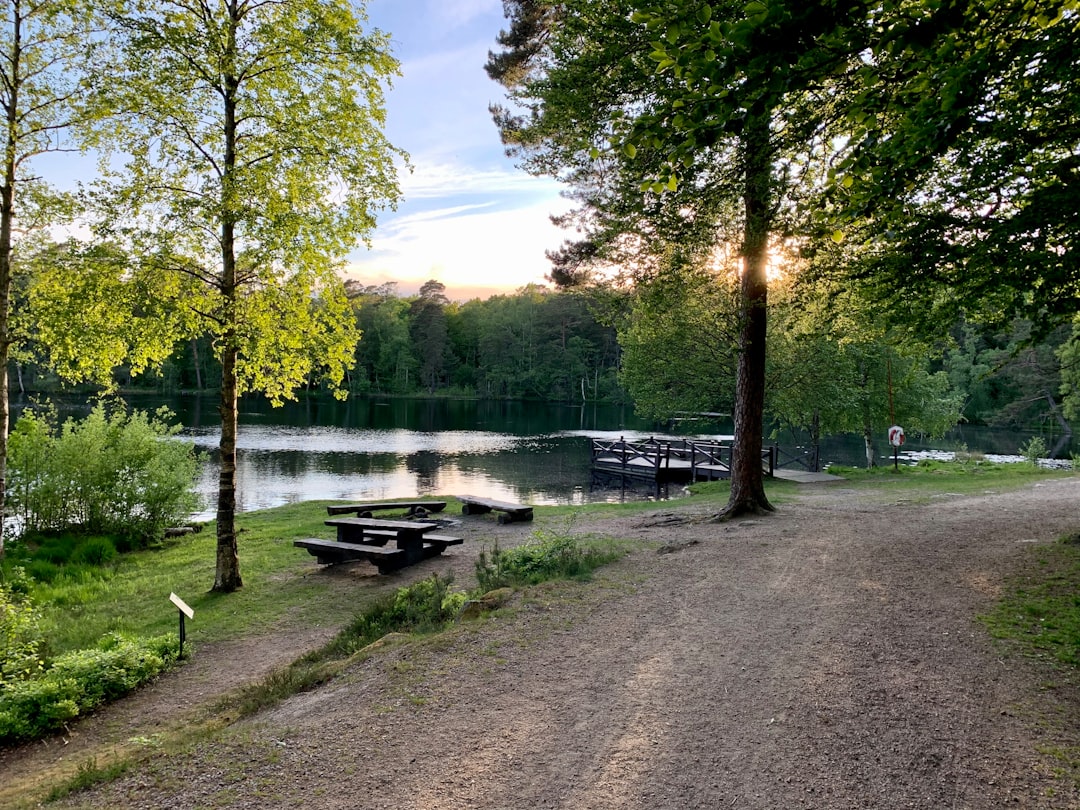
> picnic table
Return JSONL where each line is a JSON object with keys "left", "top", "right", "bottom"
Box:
{"left": 294, "top": 516, "right": 462, "bottom": 574}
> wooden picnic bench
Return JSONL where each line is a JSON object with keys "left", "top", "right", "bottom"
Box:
{"left": 294, "top": 516, "right": 462, "bottom": 574}
{"left": 457, "top": 495, "right": 534, "bottom": 524}
{"left": 325, "top": 500, "right": 448, "bottom": 518}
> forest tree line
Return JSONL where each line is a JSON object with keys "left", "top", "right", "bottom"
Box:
{"left": 11, "top": 270, "right": 1078, "bottom": 456}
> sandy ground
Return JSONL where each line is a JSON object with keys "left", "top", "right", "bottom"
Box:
{"left": 6, "top": 477, "right": 1080, "bottom": 809}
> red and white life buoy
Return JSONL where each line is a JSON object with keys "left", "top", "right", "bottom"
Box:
{"left": 888, "top": 425, "right": 905, "bottom": 447}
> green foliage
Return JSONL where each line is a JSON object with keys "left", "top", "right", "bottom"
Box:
{"left": 86, "top": 0, "right": 403, "bottom": 405}
{"left": 0, "top": 583, "right": 46, "bottom": 687}
{"left": 475, "top": 528, "right": 619, "bottom": 592}
{"left": 617, "top": 265, "right": 737, "bottom": 419}
{"left": 1020, "top": 436, "right": 1048, "bottom": 467}
{"left": 71, "top": 536, "right": 117, "bottom": 567}
{"left": 324, "top": 574, "right": 465, "bottom": 659}
{"left": 7, "top": 402, "right": 201, "bottom": 546}
{"left": 832, "top": 0, "right": 1079, "bottom": 333}
{"left": 0, "top": 632, "right": 180, "bottom": 744}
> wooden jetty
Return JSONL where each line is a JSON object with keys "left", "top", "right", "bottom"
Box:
{"left": 590, "top": 437, "right": 776, "bottom": 483}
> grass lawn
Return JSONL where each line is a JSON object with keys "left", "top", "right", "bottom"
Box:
{"left": 19, "top": 463, "right": 1077, "bottom": 655}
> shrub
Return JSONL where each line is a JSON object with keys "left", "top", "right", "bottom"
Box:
{"left": 0, "top": 584, "right": 45, "bottom": 687}
{"left": 1020, "top": 436, "right": 1048, "bottom": 467}
{"left": 24, "top": 560, "right": 62, "bottom": 584}
{"left": 8, "top": 401, "right": 202, "bottom": 547}
{"left": 0, "top": 632, "right": 180, "bottom": 744}
{"left": 36, "top": 535, "right": 78, "bottom": 565}
{"left": 71, "top": 537, "right": 118, "bottom": 567}
{"left": 475, "top": 528, "right": 619, "bottom": 592}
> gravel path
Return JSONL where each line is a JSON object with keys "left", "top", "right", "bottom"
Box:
{"left": 16, "top": 478, "right": 1080, "bottom": 808}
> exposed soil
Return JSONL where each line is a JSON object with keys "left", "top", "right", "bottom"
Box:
{"left": 7, "top": 478, "right": 1080, "bottom": 809}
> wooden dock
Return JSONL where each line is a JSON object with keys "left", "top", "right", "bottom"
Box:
{"left": 590, "top": 437, "right": 776, "bottom": 483}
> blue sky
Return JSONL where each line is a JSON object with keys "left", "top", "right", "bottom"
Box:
{"left": 352, "top": 0, "right": 571, "bottom": 300}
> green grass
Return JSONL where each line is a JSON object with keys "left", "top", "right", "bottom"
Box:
{"left": 981, "top": 534, "right": 1080, "bottom": 789}
{"left": 20, "top": 465, "right": 1076, "bottom": 654}
{"left": 982, "top": 536, "right": 1080, "bottom": 669}
{"left": 28, "top": 500, "right": 406, "bottom": 654}
{"left": 822, "top": 459, "right": 1075, "bottom": 500}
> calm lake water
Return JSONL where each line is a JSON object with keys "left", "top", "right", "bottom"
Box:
{"left": 28, "top": 394, "right": 1065, "bottom": 520}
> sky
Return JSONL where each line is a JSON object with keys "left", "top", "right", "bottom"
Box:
{"left": 349, "top": 0, "right": 573, "bottom": 300}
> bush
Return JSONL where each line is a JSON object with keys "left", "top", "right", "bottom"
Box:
{"left": 36, "top": 535, "right": 78, "bottom": 565}
{"left": 0, "top": 583, "right": 45, "bottom": 687}
{"left": 24, "top": 560, "right": 62, "bottom": 584}
{"left": 1020, "top": 436, "right": 1048, "bottom": 467}
{"left": 8, "top": 401, "right": 202, "bottom": 547}
{"left": 0, "top": 632, "right": 180, "bottom": 745}
{"left": 71, "top": 537, "right": 117, "bottom": 567}
{"left": 475, "top": 528, "right": 619, "bottom": 592}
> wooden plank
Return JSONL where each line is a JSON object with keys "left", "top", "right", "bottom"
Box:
{"left": 293, "top": 538, "right": 405, "bottom": 567}
{"left": 326, "top": 501, "right": 447, "bottom": 517}
{"left": 457, "top": 495, "right": 534, "bottom": 523}
{"left": 325, "top": 517, "right": 437, "bottom": 547}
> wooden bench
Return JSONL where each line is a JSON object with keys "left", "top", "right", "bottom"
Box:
{"left": 294, "top": 538, "right": 406, "bottom": 572}
{"left": 457, "top": 495, "right": 534, "bottom": 524}
{"left": 358, "top": 528, "right": 464, "bottom": 551}
{"left": 326, "top": 501, "right": 447, "bottom": 518}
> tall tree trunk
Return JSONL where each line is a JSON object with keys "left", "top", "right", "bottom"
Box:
{"left": 213, "top": 339, "right": 242, "bottom": 591}
{"left": 213, "top": 16, "right": 242, "bottom": 592}
{"left": 719, "top": 113, "right": 775, "bottom": 518}
{"left": 0, "top": 25, "right": 17, "bottom": 557}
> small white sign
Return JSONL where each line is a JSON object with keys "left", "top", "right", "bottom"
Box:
{"left": 169, "top": 592, "right": 194, "bottom": 619}
{"left": 888, "top": 425, "right": 906, "bottom": 448}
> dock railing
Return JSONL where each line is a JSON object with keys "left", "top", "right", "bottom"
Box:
{"left": 590, "top": 437, "right": 776, "bottom": 480}
{"left": 591, "top": 436, "right": 673, "bottom": 475}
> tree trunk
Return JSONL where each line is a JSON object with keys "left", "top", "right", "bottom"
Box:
{"left": 0, "top": 43, "right": 16, "bottom": 557}
{"left": 717, "top": 113, "right": 775, "bottom": 519}
{"left": 213, "top": 341, "right": 242, "bottom": 592}
{"left": 863, "top": 425, "right": 876, "bottom": 469}
{"left": 213, "top": 25, "right": 242, "bottom": 592}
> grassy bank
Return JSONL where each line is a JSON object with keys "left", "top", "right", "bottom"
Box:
{"left": 23, "top": 463, "right": 1077, "bottom": 654}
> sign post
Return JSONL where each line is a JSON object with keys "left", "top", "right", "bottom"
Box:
{"left": 169, "top": 592, "right": 194, "bottom": 658}
{"left": 888, "top": 425, "right": 905, "bottom": 470}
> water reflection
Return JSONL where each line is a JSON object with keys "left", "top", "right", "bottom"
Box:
{"left": 179, "top": 398, "right": 680, "bottom": 519}
{"left": 24, "top": 393, "right": 1069, "bottom": 519}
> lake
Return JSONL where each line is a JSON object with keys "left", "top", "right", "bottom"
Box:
{"left": 161, "top": 395, "right": 1062, "bottom": 520}
{"left": 25, "top": 394, "right": 1062, "bottom": 520}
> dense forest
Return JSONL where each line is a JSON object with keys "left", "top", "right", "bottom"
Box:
{"left": 10, "top": 274, "right": 1077, "bottom": 451}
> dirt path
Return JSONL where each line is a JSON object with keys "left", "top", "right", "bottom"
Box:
{"left": 15, "top": 478, "right": 1080, "bottom": 808}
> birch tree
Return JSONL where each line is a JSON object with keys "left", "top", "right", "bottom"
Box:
{"left": 0, "top": 0, "right": 95, "bottom": 555}
{"left": 92, "top": 0, "right": 403, "bottom": 591}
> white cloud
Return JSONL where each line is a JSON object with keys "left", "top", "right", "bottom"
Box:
{"left": 428, "top": 0, "right": 501, "bottom": 30}
{"left": 347, "top": 196, "right": 575, "bottom": 299}
{"left": 398, "top": 155, "right": 560, "bottom": 199}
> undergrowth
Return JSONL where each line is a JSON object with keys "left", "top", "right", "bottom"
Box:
{"left": 474, "top": 527, "right": 620, "bottom": 591}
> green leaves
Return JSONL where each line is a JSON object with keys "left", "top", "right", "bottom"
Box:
{"left": 90, "top": 0, "right": 403, "bottom": 400}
